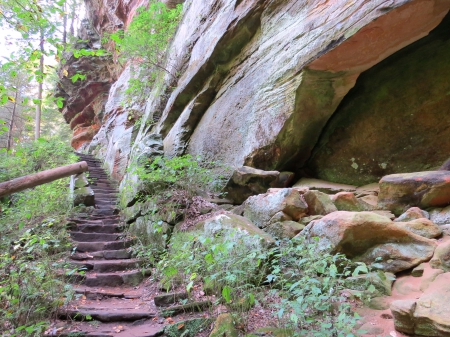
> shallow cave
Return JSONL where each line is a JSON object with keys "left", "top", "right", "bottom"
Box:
{"left": 300, "top": 11, "right": 450, "bottom": 186}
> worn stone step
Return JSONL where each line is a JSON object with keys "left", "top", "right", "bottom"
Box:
{"left": 71, "top": 269, "right": 147, "bottom": 287}
{"left": 48, "top": 321, "right": 163, "bottom": 337}
{"left": 69, "top": 223, "right": 123, "bottom": 233}
{"left": 70, "top": 232, "right": 123, "bottom": 242}
{"left": 70, "top": 258, "right": 142, "bottom": 272}
{"left": 92, "top": 209, "right": 118, "bottom": 216}
{"left": 73, "top": 239, "right": 135, "bottom": 252}
{"left": 70, "top": 249, "right": 133, "bottom": 261}
{"left": 73, "top": 286, "right": 143, "bottom": 299}
{"left": 58, "top": 308, "right": 155, "bottom": 322}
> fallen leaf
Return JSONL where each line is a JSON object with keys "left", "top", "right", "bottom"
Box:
{"left": 177, "top": 324, "right": 185, "bottom": 330}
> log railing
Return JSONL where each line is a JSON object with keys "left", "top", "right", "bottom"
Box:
{"left": 0, "top": 161, "right": 88, "bottom": 198}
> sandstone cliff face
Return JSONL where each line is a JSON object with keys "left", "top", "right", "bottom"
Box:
{"left": 61, "top": 0, "right": 450, "bottom": 185}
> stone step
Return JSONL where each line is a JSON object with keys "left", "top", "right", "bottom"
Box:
{"left": 70, "top": 258, "right": 142, "bottom": 273}
{"left": 73, "top": 239, "right": 135, "bottom": 252}
{"left": 73, "top": 286, "right": 143, "bottom": 299}
{"left": 68, "top": 269, "right": 148, "bottom": 287}
{"left": 95, "top": 193, "right": 119, "bottom": 198}
{"left": 49, "top": 322, "right": 163, "bottom": 337}
{"left": 70, "top": 249, "right": 133, "bottom": 261}
{"left": 92, "top": 209, "right": 118, "bottom": 216}
{"left": 70, "top": 232, "right": 123, "bottom": 242}
{"left": 58, "top": 307, "right": 155, "bottom": 322}
{"left": 71, "top": 223, "right": 123, "bottom": 233}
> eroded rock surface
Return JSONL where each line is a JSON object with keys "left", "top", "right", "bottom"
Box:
{"left": 378, "top": 171, "right": 450, "bottom": 215}
{"left": 302, "top": 211, "right": 437, "bottom": 273}
{"left": 391, "top": 273, "right": 450, "bottom": 336}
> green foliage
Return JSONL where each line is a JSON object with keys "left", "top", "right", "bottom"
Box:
{"left": 124, "top": 155, "right": 229, "bottom": 266}
{"left": 135, "top": 155, "right": 226, "bottom": 198}
{"left": 156, "top": 231, "right": 371, "bottom": 336}
{"left": 268, "top": 237, "right": 368, "bottom": 336}
{"left": 0, "top": 137, "right": 77, "bottom": 335}
{"left": 156, "top": 230, "right": 269, "bottom": 295}
{"left": 108, "top": 1, "right": 183, "bottom": 100}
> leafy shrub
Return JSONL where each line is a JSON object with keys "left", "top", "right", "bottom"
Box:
{"left": 268, "top": 236, "right": 369, "bottom": 336}
{"left": 0, "top": 137, "right": 76, "bottom": 335}
{"left": 156, "top": 229, "right": 268, "bottom": 300}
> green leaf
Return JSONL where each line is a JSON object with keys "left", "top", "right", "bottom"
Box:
{"left": 222, "top": 286, "right": 232, "bottom": 303}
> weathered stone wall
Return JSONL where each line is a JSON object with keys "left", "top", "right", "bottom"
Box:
{"left": 61, "top": 0, "right": 450, "bottom": 186}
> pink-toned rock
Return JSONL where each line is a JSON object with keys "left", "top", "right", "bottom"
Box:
{"left": 391, "top": 273, "right": 450, "bottom": 336}
{"left": 394, "top": 218, "right": 442, "bottom": 239}
{"left": 303, "top": 211, "right": 437, "bottom": 273}
{"left": 378, "top": 171, "right": 450, "bottom": 215}
{"left": 331, "top": 192, "right": 361, "bottom": 211}
{"left": 303, "top": 190, "right": 337, "bottom": 215}
{"left": 394, "top": 207, "right": 430, "bottom": 222}
{"left": 430, "top": 240, "right": 450, "bottom": 271}
{"left": 243, "top": 189, "right": 307, "bottom": 228}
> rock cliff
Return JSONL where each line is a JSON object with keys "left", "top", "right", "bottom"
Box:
{"left": 59, "top": 0, "right": 450, "bottom": 185}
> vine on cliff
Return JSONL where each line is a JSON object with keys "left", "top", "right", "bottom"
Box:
{"left": 107, "top": 1, "right": 183, "bottom": 101}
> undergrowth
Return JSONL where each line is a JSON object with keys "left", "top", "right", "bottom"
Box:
{"left": 155, "top": 231, "right": 371, "bottom": 336}
{"left": 124, "top": 154, "right": 230, "bottom": 267}
{"left": 0, "top": 138, "right": 76, "bottom": 336}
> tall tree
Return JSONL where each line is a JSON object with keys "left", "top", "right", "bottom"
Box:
{"left": 0, "top": 0, "right": 73, "bottom": 140}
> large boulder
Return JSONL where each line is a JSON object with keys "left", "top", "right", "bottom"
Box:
{"left": 243, "top": 188, "right": 307, "bottom": 228}
{"left": 194, "top": 213, "right": 275, "bottom": 249}
{"left": 378, "top": 171, "right": 450, "bottom": 215}
{"left": 223, "top": 166, "right": 293, "bottom": 204}
{"left": 302, "top": 211, "right": 437, "bottom": 273}
{"left": 391, "top": 273, "right": 450, "bottom": 336}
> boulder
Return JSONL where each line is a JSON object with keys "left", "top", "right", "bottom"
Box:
{"left": 430, "top": 240, "right": 450, "bottom": 271}
{"left": 393, "top": 218, "right": 442, "bottom": 239}
{"left": 268, "top": 211, "right": 293, "bottom": 225}
{"left": 224, "top": 166, "right": 293, "bottom": 204}
{"left": 331, "top": 192, "right": 374, "bottom": 211}
{"left": 293, "top": 178, "right": 356, "bottom": 194}
{"left": 194, "top": 213, "right": 275, "bottom": 249}
{"left": 378, "top": 171, "right": 450, "bottom": 215}
{"left": 394, "top": 207, "right": 430, "bottom": 222}
{"left": 265, "top": 221, "right": 305, "bottom": 239}
{"left": 391, "top": 273, "right": 450, "bottom": 336}
{"left": 131, "top": 216, "right": 171, "bottom": 249}
{"left": 243, "top": 189, "right": 307, "bottom": 228}
{"left": 303, "top": 190, "right": 337, "bottom": 215}
{"left": 73, "top": 186, "right": 95, "bottom": 207}
{"left": 390, "top": 299, "right": 417, "bottom": 335}
{"left": 299, "top": 215, "right": 323, "bottom": 227}
{"left": 303, "top": 211, "right": 437, "bottom": 273}
{"left": 429, "top": 205, "right": 450, "bottom": 225}
{"left": 358, "top": 195, "right": 378, "bottom": 209}
{"left": 355, "top": 183, "right": 380, "bottom": 196}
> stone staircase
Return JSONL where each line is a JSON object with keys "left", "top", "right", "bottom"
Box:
{"left": 47, "top": 153, "right": 213, "bottom": 337}
{"left": 50, "top": 153, "right": 159, "bottom": 336}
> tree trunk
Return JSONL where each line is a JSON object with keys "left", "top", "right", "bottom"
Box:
{"left": 7, "top": 90, "right": 19, "bottom": 151}
{"left": 35, "top": 28, "right": 44, "bottom": 140}
{"left": 0, "top": 161, "right": 88, "bottom": 197}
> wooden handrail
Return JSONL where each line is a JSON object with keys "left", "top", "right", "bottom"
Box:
{"left": 0, "top": 161, "right": 88, "bottom": 198}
